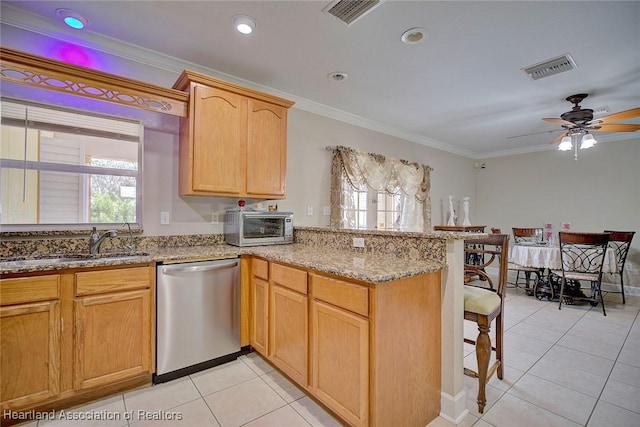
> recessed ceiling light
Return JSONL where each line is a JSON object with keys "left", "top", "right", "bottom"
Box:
{"left": 233, "top": 15, "right": 256, "bottom": 35}
{"left": 401, "top": 27, "right": 427, "bottom": 45}
{"left": 327, "top": 72, "right": 349, "bottom": 82}
{"left": 56, "top": 8, "right": 89, "bottom": 30}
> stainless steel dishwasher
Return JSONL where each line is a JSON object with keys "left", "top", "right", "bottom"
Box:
{"left": 155, "top": 258, "right": 241, "bottom": 383}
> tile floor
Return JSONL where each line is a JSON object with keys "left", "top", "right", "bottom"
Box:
{"left": 18, "top": 284, "right": 640, "bottom": 427}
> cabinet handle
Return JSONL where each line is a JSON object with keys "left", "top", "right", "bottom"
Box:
{"left": 61, "top": 317, "right": 64, "bottom": 333}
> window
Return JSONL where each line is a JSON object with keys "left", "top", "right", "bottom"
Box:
{"left": 330, "top": 146, "right": 432, "bottom": 232}
{"left": 342, "top": 188, "right": 403, "bottom": 230}
{"left": 0, "top": 98, "right": 143, "bottom": 229}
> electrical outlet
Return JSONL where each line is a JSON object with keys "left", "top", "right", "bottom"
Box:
{"left": 353, "top": 237, "right": 365, "bottom": 248}
{"left": 160, "top": 211, "right": 170, "bottom": 225}
{"left": 307, "top": 205, "right": 313, "bottom": 216}
{"left": 323, "top": 206, "right": 331, "bottom": 216}
{"left": 211, "top": 212, "right": 220, "bottom": 224}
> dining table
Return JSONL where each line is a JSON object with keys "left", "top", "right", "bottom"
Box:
{"left": 508, "top": 242, "right": 618, "bottom": 301}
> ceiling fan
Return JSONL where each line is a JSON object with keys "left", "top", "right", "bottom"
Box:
{"left": 541, "top": 93, "right": 640, "bottom": 144}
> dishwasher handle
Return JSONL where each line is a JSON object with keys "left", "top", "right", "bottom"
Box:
{"left": 161, "top": 260, "right": 239, "bottom": 276}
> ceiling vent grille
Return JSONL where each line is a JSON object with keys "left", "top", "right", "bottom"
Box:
{"left": 323, "top": 0, "right": 384, "bottom": 26}
{"left": 522, "top": 53, "right": 577, "bottom": 80}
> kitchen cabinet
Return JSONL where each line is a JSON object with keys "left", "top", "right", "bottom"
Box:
{"left": 73, "top": 267, "right": 153, "bottom": 390}
{"left": 245, "top": 256, "right": 442, "bottom": 427}
{"left": 310, "top": 275, "right": 369, "bottom": 426}
{"left": 269, "top": 263, "right": 308, "bottom": 386}
{"left": 1, "top": 275, "right": 61, "bottom": 411}
{"left": 0, "top": 264, "right": 155, "bottom": 419}
{"left": 250, "top": 258, "right": 269, "bottom": 355}
{"left": 173, "top": 71, "right": 294, "bottom": 199}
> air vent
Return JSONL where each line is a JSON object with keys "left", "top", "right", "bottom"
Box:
{"left": 522, "top": 53, "right": 577, "bottom": 80}
{"left": 323, "top": 0, "right": 384, "bottom": 26}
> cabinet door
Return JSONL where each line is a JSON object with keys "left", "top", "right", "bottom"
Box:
{"left": 1, "top": 301, "right": 60, "bottom": 409}
{"left": 192, "top": 85, "right": 247, "bottom": 194}
{"left": 74, "top": 290, "right": 151, "bottom": 390}
{"left": 269, "top": 285, "right": 308, "bottom": 386}
{"left": 311, "top": 300, "right": 369, "bottom": 427}
{"left": 246, "top": 99, "right": 287, "bottom": 197}
{"left": 250, "top": 276, "right": 269, "bottom": 355}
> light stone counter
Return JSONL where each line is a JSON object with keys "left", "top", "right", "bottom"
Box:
{"left": 1, "top": 243, "right": 443, "bottom": 284}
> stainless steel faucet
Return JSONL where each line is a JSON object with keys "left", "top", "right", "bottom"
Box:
{"left": 122, "top": 222, "right": 135, "bottom": 252}
{"left": 89, "top": 226, "right": 117, "bottom": 254}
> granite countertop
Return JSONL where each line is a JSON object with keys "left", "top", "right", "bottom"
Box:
{"left": 0, "top": 243, "right": 444, "bottom": 284}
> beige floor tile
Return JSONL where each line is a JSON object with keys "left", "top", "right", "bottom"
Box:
{"left": 190, "top": 359, "right": 258, "bottom": 396}
{"left": 289, "top": 396, "right": 343, "bottom": 427}
{"left": 503, "top": 330, "right": 554, "bottom": 357}
{"left": 124, "top": 377, "right": 201, "bottom": 422}
{"left": 471, "top": 420, "right": 496, "bottom": 427}
{"left": 204, "top": 377, "right": 286, "bottom": 427}
{"left": 261, "top": 370, "right": 305, "bottom": 403}
{"left": 528, "top": 358, "right": 608, "bottom": 398}
{"left": 243, "top": 405, "right": 311, "bottom": 427}
{"left": 609, "top": 361, "right": 640, "bottom": 388}
{"left": 587, "top": 400, "right": 640, "bottom": 427}
{"left": 39, "top": 395, "right": 128, "bottom": 427}
{"left": 557, "top": 333, "right": 621, "bottom": 360}
{"left": 487, "top": 365, "right": 525, "bottom": 392}
{"left": 617, "top": 336, "right": 640, "bottom": 367}
{"left": 506, "top": 319, "right": 565, "bottom": 344}
{"left": 501, "top": 343, "right": 542, "bottom": 372}
{"left": 425, "top": 413, "right": 478, "bottom": 427}
{"left": 131, "top": 398, "right": 220, "bottom": 427}
{"left": 482, "top": 393, "right": 581, "bottom": 427}
{"left": 507, "top": 373, "right": 597, "bottom": 425}
{"left": 542, "top": 345, "right": 614, "bottom": 378}
{"left": 599, "top": 378, "right": 640, "bottom": 414}
{"left": 240, "top": 353, "right": 275, "bottom": 376}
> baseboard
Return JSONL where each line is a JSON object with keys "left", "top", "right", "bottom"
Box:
{"left": 440, "top": 390, "right": 469, "bottom": 424}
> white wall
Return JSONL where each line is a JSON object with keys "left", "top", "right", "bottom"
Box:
{"left": 475, "top": 137, "right": 640, "bottom": 289}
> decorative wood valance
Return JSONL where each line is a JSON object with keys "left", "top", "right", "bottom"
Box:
{"left": 0, "top": 47, "right": 188, "bottom": 117}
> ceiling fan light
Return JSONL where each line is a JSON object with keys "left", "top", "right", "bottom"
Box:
{"left": 558, "top": 136, "right": 572, "bottom": 151}
{"left": 580, "top": 134, "right": 596, "bottom": 149}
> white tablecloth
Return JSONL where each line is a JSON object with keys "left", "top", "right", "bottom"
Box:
{"left": 509, "top": 243, "right": 618, "bottom": 273}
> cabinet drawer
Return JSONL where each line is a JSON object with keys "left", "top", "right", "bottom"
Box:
{"left": 253, "top": 258, "right": 269, "bottom": 280}
{"left": 0, "top": 275, "right": 60, "bottom": 306}
{"left": 75, "top": 267, "right": 151, "bottom": 296}
{"left": 310, "top": 274, "right": 368, "bottom": 317}
{"left": 271, "top": 263, "right": 307, "bottom": 294}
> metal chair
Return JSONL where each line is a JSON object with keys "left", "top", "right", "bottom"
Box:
{"left": 463, "top": 233, "right": 508, "bottom": 414}
{"left": 603, "top": 230, "right": 635, "bottom": 304}
{"left": 509, "top": 227, "right": 544, "bottom": 292}
{"left": 552, "top": 232, "right": 610, "bottom": 316}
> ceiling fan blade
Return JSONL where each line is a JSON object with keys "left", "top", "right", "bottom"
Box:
{"left": 507, "top": 129, "right": 563, "bottom": 139}
{"left": 542, "top": 117, "right": 576, "bottom": 126}
{"left": 588, "top": 107, "right": 640, "bottom": 125}
{"left": 589, "top": 124, "right": 640, "bottom": 132}
{"left": 549, "top": 131, "right": 568, "bottom": 144}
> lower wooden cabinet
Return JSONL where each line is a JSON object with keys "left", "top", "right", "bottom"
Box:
{"left": 270, "top": 282, "right": 308, "bottom": 386}
{"left": 246, "top": 256, "right": 442, "bottom": 427}
{"left": 1, "top": 264, "right": 155, "bottom": 420}
{"left": 1, "top": 300, "right": 60, "bottom": 410}
{"left": 74, "top": 290, "right": 151, "bottom": 390}
{"left": 311, "top": 299, "right": 369, "bottom": 426}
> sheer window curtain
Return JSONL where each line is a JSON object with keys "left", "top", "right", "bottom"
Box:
{"left": 329, "top": 146, "right": 433, "bottom": 232}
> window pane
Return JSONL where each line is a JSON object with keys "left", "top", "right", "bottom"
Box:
{"left": 1, "top": 98, "right": 142, "bottom": 227}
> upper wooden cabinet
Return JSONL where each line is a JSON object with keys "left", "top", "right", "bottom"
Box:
{"left": 174, "top": 71, "right": 294, "bottom": 198}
